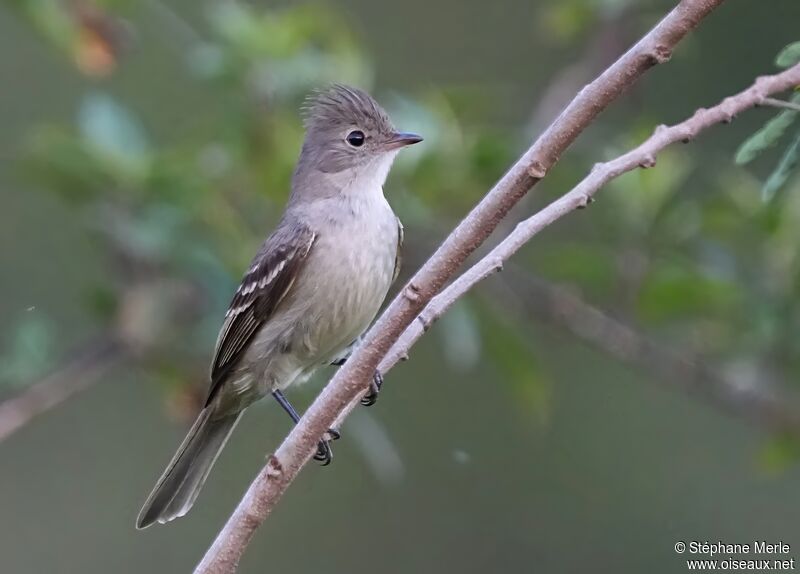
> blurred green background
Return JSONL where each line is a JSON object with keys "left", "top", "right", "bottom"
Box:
{"left": 2, "top": 0, "right": 800, "bottom": 572}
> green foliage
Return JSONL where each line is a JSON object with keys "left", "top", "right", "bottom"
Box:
{"left": 637, "top": 263, "right": 740, "bottom": 323}
{"left": 478, "top": 305, "right": 551, "bottom": 425}
{"left": 761, "top": 131, "right": 800, "bottom": 201}
{"left": 0, "top": 314, "right": 55, "bottom": 389}
{"left": 8, "top": 2, "right": 800, "bottom": 457}
{"left": 759, "top": 434, "right": 800, "bottom": 475}
{"left": 734, "top": 40, "right": 800, "bottom": 202}
{"left": 9, "top": 0, "right": 132, "bottom": 76}
{"left": 535, "top": 242, "right": 617, "bottom": 298}
{"left": 436, "top": 302, "right": 482, "bottom": 373}
{"left": 9, "top": 2, "right": 507, "bottom": 400}
{"left": 776, "top": 41, "right": 800, "bottom": 68}
{"left": 538, "top": 0, "right": 636, "bottom": 43}
{"left": 608, "top": 145, "right": 693, "bottom": 231}
{"left": 734, "top": 95, "right": 799, "bottom": 166}
{"left": 78, "top": 92, "right": 151, "bottom": 173}
{"left": 194, "top": 3, "right": 368, "bottom": 94}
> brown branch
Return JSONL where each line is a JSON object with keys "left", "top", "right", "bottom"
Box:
{"left": 0, "top": 336, "right": 125, "bottom": 442}
{"left": 489, "top": 266, "right": 800, "bottom": 436}
{"left": 0, "top": 278, "right": 199, "bottom": 442}
{"left": 194, "top": 2, "right": 727, "bottom": 572}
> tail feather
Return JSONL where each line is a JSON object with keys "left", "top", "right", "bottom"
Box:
{"left": 136, "top": 407, "right": 241, "bottom": 529}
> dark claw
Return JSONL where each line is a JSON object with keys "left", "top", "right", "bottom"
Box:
{"left": 313, "top": 428, "right": 339, "bottom": 466}
{"left": 330, "top": 357, "right": 347, "bottom": 366}
{"left": 361, "top": 371, "right": 384, "bottom": 407}
{"left": 274, "top": 389, "right": 337, "bottom": 466}
{"left": 314, "top": 440, "right": 333, "bottom": 466}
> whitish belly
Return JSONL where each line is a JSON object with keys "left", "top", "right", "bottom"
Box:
{"left": 294, "top": 220, "right": 397, "bottom": 366}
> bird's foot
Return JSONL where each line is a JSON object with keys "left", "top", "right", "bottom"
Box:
{"left": 361, "top": 370, "right": 384, "bottom": 407}
{"left": 314, "top": 440, "right": 333, "bottom": 466}
{"left": 313, "top": 428, "right": 340, "bottom": 466}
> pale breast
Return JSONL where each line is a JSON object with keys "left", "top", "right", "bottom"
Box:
{"left": 296, "top": 195, "right": 399, "bottom": 364}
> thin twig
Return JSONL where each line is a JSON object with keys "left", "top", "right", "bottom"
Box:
{"left": 0, "top": 336, "right": 125, "bottom": 442}
{"left": 760, "top": 97, "right": 800, "bottom": 113}
{"left": 489, "top": 266, "right": 800, "bottom": 436}
{"left": 194, "top": 2, "right": 726, "bottom": 572}
{"left": 379, "top": 63, "right": 800, "bottom": 388}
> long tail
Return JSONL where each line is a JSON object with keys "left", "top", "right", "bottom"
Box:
{"left": 136, "top": 407, "right": 241, "bottom": 529}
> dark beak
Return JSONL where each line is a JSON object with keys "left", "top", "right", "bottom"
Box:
{"left": 385, "top": 131, "right": 423, "bottom": 150}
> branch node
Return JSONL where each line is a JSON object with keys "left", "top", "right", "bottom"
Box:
{"left": 654, "top": 124, "right": 669, "bottom": 135}
{"left": 650, "top": 44, "right": 672, "bottom": 64}
{"left": 638, "top": 154, "right": 657, "bottom": 168}
{"left": 417, "top": 312, "right": 435, "bottom": 332}
{"left": 266, "top": 455, "right": 283, "bottom": 480}
{"left": 403, "top": 283, "right": 422, "bottom": 302}
{"left": 719, "top": 99, "right": 736, "bottom": 123}
{"left": 679, "top": 128, "right": 694, "bottom": 143}
{"left": 576, "top": 194, "right": 595, "bottom": 209}
{"left": 528, "top": 160, "right": 547, "bottom": 179}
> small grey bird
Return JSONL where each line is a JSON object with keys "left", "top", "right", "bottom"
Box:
{"left": 136, "top": 85, "right": 422, "bottom": 529}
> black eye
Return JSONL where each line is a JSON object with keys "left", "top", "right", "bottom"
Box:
{"left": 346, "top": 130, "right": 365, "bottom": 147}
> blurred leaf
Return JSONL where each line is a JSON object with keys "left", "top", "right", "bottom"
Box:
{"left": 202, "top": 3, "right": 368, "bottom": 96}
{"left": 479, "top": 308, "right": 550, "bottom": 424}
{"left": 606, "top": 141, "right": 692, "bottom": 232}
{"left": 638, "top": 264, "right": 741, "bottom": 322}
{"left": 735, "top": 94, "right": 800, "bottom": 165}
{"left": 470, "top": 131, "right": 515, "bottom": 186}
{"left": 761, "top": 131, "right": 800, "bottom": 201}
{"left": 11, "top": 0, "right": 128, "bottom": 76}
{"left": 776, "top": 41, "right": 800, "bottom": 68}
{"left": 758, "top": 434, "right": 800, "bottom": 475}
{"left": 96, "top": 203, "right": 188, "bottom": 263}
{"left": 540, "top": 0, "right": 593, "bottom": 43}
{"left": 78, "top": 92, "right": 151, "bottom": 171}
{"left": 188, "top": 42, "right": 226, "bottom": 78}
{"left": 437, "top": 301, "right": 482, "bottom": 373}
{"left": 535, "top": 243, "right": 617, "bottom": 297}
{"left": 21, "top": 127, "right": 110, "bottom": 201}
{"left": 83, "top": 285, "right": 119, "bottom": 320}
{"left": 0, "top": 314, "right": 55, "bottom": 389}
{"left": 12, "top": 0, "right": 76, "bottom": 54}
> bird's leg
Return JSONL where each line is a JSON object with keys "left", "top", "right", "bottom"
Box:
{"left": 360, "top": 370, "right": 384, "bottom": 407}
{"left": 271, "top": 389, "right": 339, "bottom": 466}
{"left": 332, "top": 339, "right": 383, "bottom": 406}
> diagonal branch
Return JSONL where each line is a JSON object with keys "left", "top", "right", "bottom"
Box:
{"left": 195, "top": 1, "right": 727, "bottom": 571}
{"left": 488, "top": 266, "right": 800, "bottom": 436}
{"left": 0, "top": 336, "right": 125, "bottom": 442}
